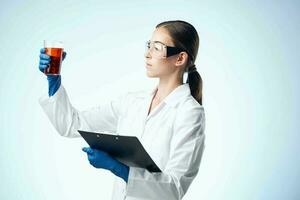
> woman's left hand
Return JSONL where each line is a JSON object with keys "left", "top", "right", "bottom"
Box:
{"left": 82, "top": 147, "right": 129, "bottom": 182}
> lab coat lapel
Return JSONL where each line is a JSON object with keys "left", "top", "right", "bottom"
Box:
{"left": 144, "top": 83, "right": 191, "bottom": 121}
{"left": 144, "top": 86, "right": 157, "bottom": 121}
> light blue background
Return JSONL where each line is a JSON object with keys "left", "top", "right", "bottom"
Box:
{"left": 0, "top": 0, "right": 299, "bottom": 199}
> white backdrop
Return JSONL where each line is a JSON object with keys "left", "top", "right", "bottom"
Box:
{"left": 0, "top": 0, "right": 299, "bottom": 199}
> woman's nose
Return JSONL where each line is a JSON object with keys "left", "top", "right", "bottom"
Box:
{"left": 144, "top": 49, "right": 151, "bottom": 58}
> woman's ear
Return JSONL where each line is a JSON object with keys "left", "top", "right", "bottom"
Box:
{"left": 175, "top": 52, "right": 189, "bottom": 67}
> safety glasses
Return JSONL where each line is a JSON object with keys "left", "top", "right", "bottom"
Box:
{"left": 145, "top": 40, "right": 186, "bottom": 59}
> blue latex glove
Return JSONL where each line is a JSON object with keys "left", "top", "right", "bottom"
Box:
{"left": 82, "top": 147, "right": 129, "bottom": 183}
{"left": 38, "top": 48, "right": 66, "bottom": 96}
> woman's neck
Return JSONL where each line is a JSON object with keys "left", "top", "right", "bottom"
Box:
{"left": 154, "top": 77, "right": 183, "bottom": 102}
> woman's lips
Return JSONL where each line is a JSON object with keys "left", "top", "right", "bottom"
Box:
{"left": 146, "top": 63, "right": 152, "bottom": 69}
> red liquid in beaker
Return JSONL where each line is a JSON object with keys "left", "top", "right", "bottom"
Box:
{"left": 44, "top": 47, "right": 63, "bottom": 75}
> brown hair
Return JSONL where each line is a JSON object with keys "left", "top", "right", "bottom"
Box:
{"left": 156, "top": 20, "right": 203, "bottom": 105}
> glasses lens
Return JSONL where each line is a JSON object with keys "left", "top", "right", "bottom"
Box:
{"left": 145, "top": 40, "right": 166, "bottom": 58}
{"left": 153, "top": 42, "right": 163, "bottom": 51}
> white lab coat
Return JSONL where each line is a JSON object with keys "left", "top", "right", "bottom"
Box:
{"left": 39, "top": 83, "right": 205, "bottom": 200}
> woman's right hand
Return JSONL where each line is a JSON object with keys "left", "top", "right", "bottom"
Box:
{"left": 38, "top": 48, "right": 67, "bottom": 96}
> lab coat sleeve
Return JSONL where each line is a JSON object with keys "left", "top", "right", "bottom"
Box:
{"left": 125, "top": 106, "right": 206, "bottom": 200}
{"left": 39, "top": 85, "right": 126, "bottom": 138}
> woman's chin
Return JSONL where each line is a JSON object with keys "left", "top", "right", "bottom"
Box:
{"left": 146, "top": 71, "right": 157, "bottom": 78}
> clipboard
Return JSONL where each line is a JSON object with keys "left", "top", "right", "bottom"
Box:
{"left": 78, "top": 130, "right": 161, "bottom": 172}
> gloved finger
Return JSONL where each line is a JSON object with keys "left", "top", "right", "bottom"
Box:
{"left": 87, "top": 155, "right": 99, "bottom": 168}
{"left": 87, "top": 154, "right": 97, "bottom": 168}
{"left": 62, "top": 51, "right": 67, "bottom": 61}
{"left": 82, "top": 147, "right": 94, "bottom": 155}
{"left": 87, "top": 153, "right": 95, "bottom": 161}
{"left": 40, "top": 53, "right": 50, "bottom": 60}
{"left": 40, "top": 59, "right": 50, "bottom": 65}
{"left": 88, "top": 159, "right": 96, "bottom": 168}
{"left": 39, "top": 64, "right": 48, "bottom": 72}
{"left": 40, "top": 48, "right": 45, "bottom": 53}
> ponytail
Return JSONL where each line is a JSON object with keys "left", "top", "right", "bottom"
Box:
{"left": 186, "top": 64, "right": 203, "bottom": 105}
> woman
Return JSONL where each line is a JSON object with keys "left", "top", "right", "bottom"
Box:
{"left": 38, "top": 20, "right": 205, "bottom": 200}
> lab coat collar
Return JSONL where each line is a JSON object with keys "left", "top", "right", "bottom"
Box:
{"left": 149, "top": 83, "right": 191, "bottom": 107}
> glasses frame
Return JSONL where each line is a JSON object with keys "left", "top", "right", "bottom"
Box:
{"left": 146, "top": 40, "right": 189, "bottom": 59}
